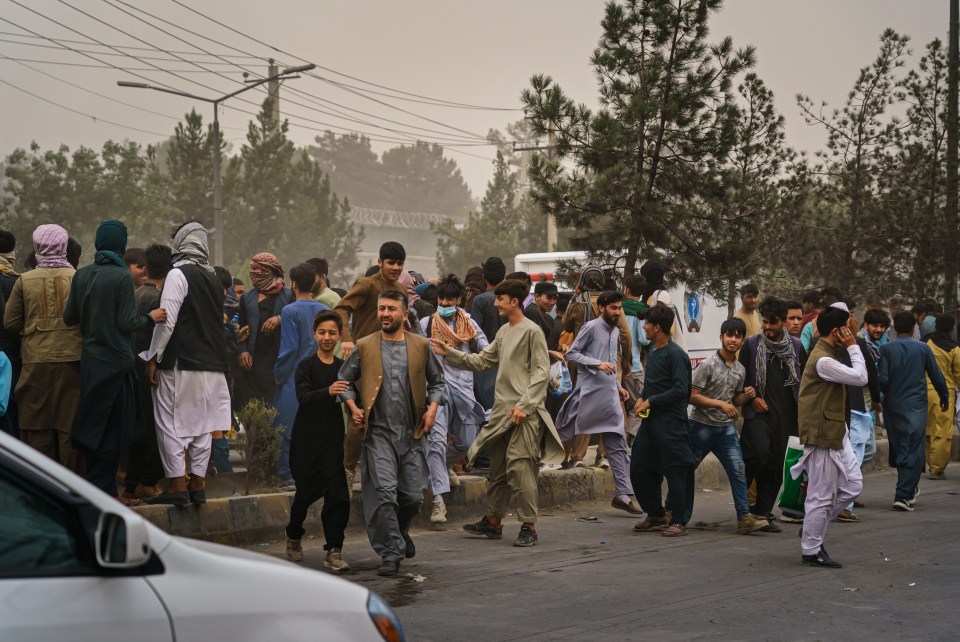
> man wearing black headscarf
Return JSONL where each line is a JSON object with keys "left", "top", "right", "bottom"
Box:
{"left": 64, "top": 220, "right": 166, "bottom": 501}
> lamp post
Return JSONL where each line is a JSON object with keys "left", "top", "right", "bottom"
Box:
{"left": 118, "top": 63, "right": 315, "bottom": 266}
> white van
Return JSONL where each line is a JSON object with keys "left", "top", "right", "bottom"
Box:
{"left": 514, "top": 251, "right": 729, "bottom": 368}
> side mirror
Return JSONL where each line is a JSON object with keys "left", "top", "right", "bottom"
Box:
{"left": 95, "top": 512, "right": 152, "bottom": 568}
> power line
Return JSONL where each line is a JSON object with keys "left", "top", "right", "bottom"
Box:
{"left": 109, "top": 0, "right": 492, "bottom": 143}
{"left": 0, "top": 74, "right": 170, "bottom": 136}
{"left": 101, "top": 0, "right": 490, "bottom": 144}
{"left": 168, "top": 0, "right": 519, "bottom": 112}
{"left": 0, "top": 35, "right": 265, "bottom": 64}
{"left": 0, "top": 29, "right": 268, "bottom": 59}
{"left": 0, "top": 54, "right": 246, "bottom": 131}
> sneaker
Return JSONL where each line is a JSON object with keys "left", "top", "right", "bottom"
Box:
{"left": 910, "top": 487, "right": 921, "bottom": 503}
{"left": 513, "top": 525, "right": 538, "bottom": 547}
{"left": 539, "top": 462, "right": 562, "bottom": 472}
{"left": 144, "top": 490, "right": 190, "bottom": 506}
{"left": 286, "top": 537, "right": 303, "bottom": 562}
{"left": 737, "top": 513, "right": 769, "bottom": 535}
{"left": 430, "top": 496, "right": 447, "bottom": 524}
{"left": 892, "top": 499, "right": 915, "bottom": 511}
{"left": 323, "top": 548, "right": 350, "bottom": 572}
{"left": 802, "top": 548, "right": 842, "bottom": 568}
{"left": 757, "top": 516, "right": 782, "bottom": 533}
{"left": 448, "top": 468, "right": 461, "bottom": 487}
{"left": 834, "top": 509, "right": 861, "bottom": 522}
{"left": 463, "top": 517, "right": 503, "bottom": 539}
{"left": 572, "top": 460, "right": 586, "bottom": 469}
{"left": 279, "top": 479, "right": 296, "bottom": 491}
{"left": 595, "top": 456, "right": 610, "bottom": 469}
{"left": 779, "top": 512, "right": 804, "bottom": 524}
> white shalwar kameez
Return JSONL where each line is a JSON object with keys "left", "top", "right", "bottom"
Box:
{"left": 141, "top": 264, "right": 232, "bottom": 478}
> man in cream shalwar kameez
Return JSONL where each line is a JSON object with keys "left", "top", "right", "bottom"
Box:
{"left": 433, "top": 279, "right": 564, "bottom": 547}
{"left": 143, "top": 223, "right": 231, "bottom": 506}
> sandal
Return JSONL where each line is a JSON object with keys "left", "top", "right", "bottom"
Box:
{"left": 633, "top": 515, "right": 668, "bottom": 532}
{"left": 116, "top": 495, "right": 143, "bottom": 507}
{"left": 661, "top": 523, "right": 687, "bottom": 537}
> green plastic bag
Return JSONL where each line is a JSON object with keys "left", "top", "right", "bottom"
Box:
{"left": 777, "top": 436, "right": 807, "bottom": 512}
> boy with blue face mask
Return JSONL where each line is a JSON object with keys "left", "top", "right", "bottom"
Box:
{"left": 421, "top": 274, "right": 489, "bottom": 524}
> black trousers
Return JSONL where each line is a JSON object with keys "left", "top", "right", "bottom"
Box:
{"left": 82, "top": 397, "right": 126, "bottom": 497}
{"left": 630, "top": 420, "right": 696, "bottom": 525}
{"left": 286, "top": 468, "right": 351, "bottom": 550}
{"left": 741, "top": 415, "right": 787, "bottom": 516}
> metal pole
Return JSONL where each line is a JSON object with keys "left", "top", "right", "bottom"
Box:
{"left": 946, "top": 0, "right": 959, "bottom": 308}
{"left": 212, "top": 103, "right": 223, "bottom": 267}
{"left": 268, "top": 59, "right": 280, "bottom": 133}
{"left": 546, "top": 123, "right": 557, "bottom": 252}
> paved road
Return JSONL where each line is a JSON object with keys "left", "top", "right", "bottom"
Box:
{"left": 248, "top": 468, "right": 960, "bottom": 641}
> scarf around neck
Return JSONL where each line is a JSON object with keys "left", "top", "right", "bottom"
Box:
{"left": 621, "top": 297, "right": 648, "bottom": 318}
{"left": 858, "top": 326, "right": 887, "bottom": 362}
{"left": 431, "top": 308, "right": 477, "bottom": 348}
{"left": 0, "top": 251, "right": 19, "bottom": 276}
{"left": 755, "top": 332, "right": 800, "bottom": 398}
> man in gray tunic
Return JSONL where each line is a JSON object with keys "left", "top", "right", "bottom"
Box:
{"left": 339, "top": 290, "right": 445, "bottom": 576}
{"left": 555, "top": 291, "right": 640, "bottom": 514}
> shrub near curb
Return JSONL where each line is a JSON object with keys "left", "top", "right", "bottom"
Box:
{"left": 236, "top": 399, "right": 284, "bottom": 495}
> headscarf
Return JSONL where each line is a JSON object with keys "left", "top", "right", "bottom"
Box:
{"left": 249, "top": 252, "right": 284, "bottom": 295}
{"left": 33, "top": 224, "right": 72, "bottom": 269}
{"left": 920, "top": 315, "right": 937, "bottom": 340}
{"left": 172, "top": 222, "right": 214, "bottom": 271}
{"left": 431, "top": 307, "right": 477, "bottom": 348}
{"left": 755, "top": 330, "right": 801, "bottom": 398}
{"left": 94, "top": 219, "right": 127, "bottom": 268}
{"left": 397, "top": 269, "right": 420, "bottom": 306}
{"left": 0, "top": 250, "right": 18, "bottom": 277}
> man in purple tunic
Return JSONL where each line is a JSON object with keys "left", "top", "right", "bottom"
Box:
{"left": 555, "top": 290, "right": 640, "bottom": 514}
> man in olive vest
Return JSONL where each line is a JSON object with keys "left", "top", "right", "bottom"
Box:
{"left": 339, "top": 290, "right": 445, "bottom": 576}
{"left": 791, "top": 304, "right": 867, "bottom": 568}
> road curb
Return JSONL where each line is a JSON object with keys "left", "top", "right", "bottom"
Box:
{"left": 133, "top": 440, "right": 891, "bottom": 545}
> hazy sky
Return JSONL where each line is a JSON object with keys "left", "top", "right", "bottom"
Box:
{"left": 0, "top": 1, "right": 947, "bottom": 201}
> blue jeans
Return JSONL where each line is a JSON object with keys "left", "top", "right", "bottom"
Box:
{"left": 212, "top": 435, "right": 233, "bottom": 474}
{"left": 688, "top": 420, "right": 751, "bottom": 519}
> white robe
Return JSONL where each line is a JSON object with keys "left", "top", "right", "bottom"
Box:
{"left": 141, "top": 265, "right": 231, "bottom": 474}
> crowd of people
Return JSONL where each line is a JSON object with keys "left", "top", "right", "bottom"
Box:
{"left": 3, "top": 221, "right": 958, "bottom": 577}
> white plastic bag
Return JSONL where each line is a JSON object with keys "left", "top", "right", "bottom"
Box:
{"left": 548, "top": 360, "right": 573, "bottom": 396}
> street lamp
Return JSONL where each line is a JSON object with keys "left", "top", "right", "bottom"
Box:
{"left": 117, "top": 63, "right": 316, "bottom": 266}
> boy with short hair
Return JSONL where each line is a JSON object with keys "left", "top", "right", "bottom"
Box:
{"left": 285, "top": 311, "right": 351, "bottom": 572}
{"left": 274, "top": 263, "right": 330, "bottom": 487}
{"left": 688, "top": 318, "right": 769, "bottom": 534}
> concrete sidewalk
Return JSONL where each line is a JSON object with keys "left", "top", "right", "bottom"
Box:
{"left": 133, "top": 439, "right": 891, "bottom": 545}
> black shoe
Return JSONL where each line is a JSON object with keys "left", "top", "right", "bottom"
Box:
{"left": 756, "top": 516, "right": 781, "bottom": 533}
{"left": 189, "top": 489, "right": 206, "bottom": 505}
{"left": 802, "top": 548, "right": 842, "bottom": 568}
{"left": 403, "top": 532, "right": 415, "bottom": 559}
{"left": 145, "top": 490, "right": 190, "bottom": 506}
{"left": 513, "top": 525, "right": 538, "bottom": 547}
{"left": 463, "top": 517, "right": 503, "bottom": 539}
{"left": 377, "top": 560, "right": 400, "bottom": 576}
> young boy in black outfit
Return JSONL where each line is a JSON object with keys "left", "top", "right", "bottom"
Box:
{"left": 285, "top": 311, "right": 351, "bottom": 572}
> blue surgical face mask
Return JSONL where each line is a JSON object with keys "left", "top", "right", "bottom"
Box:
{"left": 437, "top": 305, "right": 457, "bottom": 318}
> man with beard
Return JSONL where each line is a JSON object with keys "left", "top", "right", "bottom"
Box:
{"left": 734, "top": 284, "right": 762, "bottom": 337}
{"left": 739, "top": 296, "right": 805, "bottom": 530}
{"left": 555, "top": 291, "right": 639, "bottom": 514}
{"left": 338, "top": 290, "right": 445, "bottom": 576}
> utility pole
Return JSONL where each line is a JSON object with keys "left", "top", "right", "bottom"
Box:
{"left": 946, "top": 0, "right": 959, "bottom": 309}
{"left": 118, "top": 63, "right": 314, "bottom": 266}
{"left": 267, "top": 59, "right": 281, "bottom": 133}
{"left": 546, "top": 122, "right": 557, "bottom": 252}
